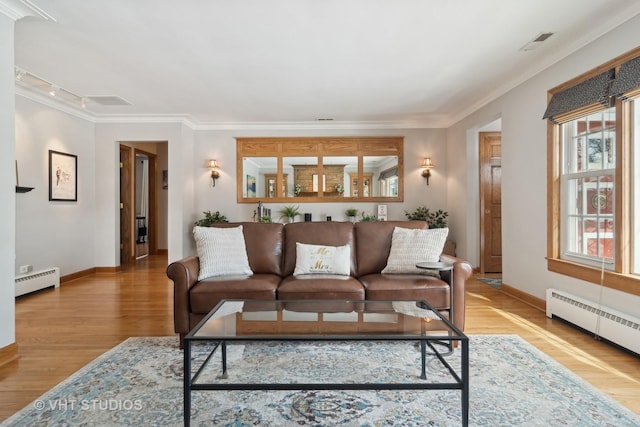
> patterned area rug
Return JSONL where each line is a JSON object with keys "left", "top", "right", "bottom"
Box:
{"left": 3, "top": 335, "right": 639, "bottom": 426}
{"left": 477, "top": 277, "right": 502, "bottom": 289}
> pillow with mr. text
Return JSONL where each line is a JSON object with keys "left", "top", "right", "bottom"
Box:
{"left": 193, "top": 225, "right": 253, "bottom": 280}
{"left": 294, "top": 242, "right": 351, "bottom": 276}
{"left": 381, "top": 227, "right": 449, "bottom": 274}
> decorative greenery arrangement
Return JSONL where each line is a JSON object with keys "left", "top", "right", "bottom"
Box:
{"left": 335, "top": 183, "right": 344, "bottom": 194}
{"left": 258, "top": 216, "right": 272, "bottom": 223}
{"left": 404, "top": 206, "right": 448, "bottom": 228}
{"left": 360, "top": 212, "right": 379, "bottom": 222}
{"left": 345, "top": 208, "right": 358, "bottom": 217}
{"left": 294, "top": 184, "right": 302, "bottom": 196}
{"left": 194, "top": 210, "right": 228, "bottom": 226}
{"left": 279, "top": 205, "right": 301, "bottom": 222}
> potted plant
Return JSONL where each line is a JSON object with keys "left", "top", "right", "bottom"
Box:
{"left": 404, "top": 206, "right": 448, "bottom": 228}
{"left": 345, "top": 208, "right": 358, "bottom": 222}
{"left": 360, "top": 211, "right": 379, "bottom": 222}
{"left": 279, "top": 205, "right": 300, "bottom": 223}
{"left": 195, "top": 210, "right": 228, "bottom": 226}
{"left": 258, "top": 216, "right": 272, "bottom": 223}
{"left": 335, "top": 183, "right": 344, "bottom": 195}
{"left": 294, "top": 184, "right": 302, "bottom": 196}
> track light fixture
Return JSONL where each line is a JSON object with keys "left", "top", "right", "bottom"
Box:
{"left": 14, "top": 67, "right": 90, "bottom": 110}
{"left": 15, "top": 68, "right": 26, "bottom": 81}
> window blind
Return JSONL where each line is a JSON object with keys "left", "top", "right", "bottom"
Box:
{"left": 378, "top": 167, "right": 398, "bottom": 181}
{"left": 610, "top": 56, "right": 640, "bottom": 100}
{"left": 543, "top": 69, "right": 614, "bottom": 123}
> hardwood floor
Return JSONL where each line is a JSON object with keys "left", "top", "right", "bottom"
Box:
{"left": 0, "top": 256, "right": 638, "bottom": 422}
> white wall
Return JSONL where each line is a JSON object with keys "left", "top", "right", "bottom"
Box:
{"left": 191, "top": 127, "right": 447, "bottom": 242}
{"left": 94, "top": 122, "right": 194, "bottom": 264}
{"left": 447, "top": 14, "right": 640, "bottom": 317}
{"left": 0, "top": 13, "right": 16, "bottom": 349}
{"left": 83, "top": 124, "right": 450, "bottom": 264}
{"left": 156, "top": 142, "right": 168, "bottom": 250}
{"left": 14, "top": 97, "right": 96, "bottom": 276}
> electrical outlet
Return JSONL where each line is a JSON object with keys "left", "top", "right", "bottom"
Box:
{"left": 19, "top": 265, "right": 32, "bottom": 274}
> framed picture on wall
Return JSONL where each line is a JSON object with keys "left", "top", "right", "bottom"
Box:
{"left": 49, "top": 150, "right": 77, "bottom": 201}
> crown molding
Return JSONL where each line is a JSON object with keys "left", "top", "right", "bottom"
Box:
{"left": 15, "top": 84, "right": 449, "bottom": 130}
{"left": 15, "top": 86, "right": 95, "bottom": 122}
{"left": 93, "top": 115, "right": 447, "bottom": 130}
{"left": 187, "top": 119, "right": 447, "bottom": 131}
{"left": 93, "top": 114, "right": 197, "bottom": 128}
{"left": 0, "top": 0, "right": 55, "bottom": 21}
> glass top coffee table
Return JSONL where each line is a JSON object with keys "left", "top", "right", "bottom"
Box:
{"left": 184, "top": 299, "right": 469, "bottom": 426}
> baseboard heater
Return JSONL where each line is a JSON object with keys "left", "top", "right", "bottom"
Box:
{"left": 15, "top": 267, "right": 60, "bottom": 297}
{"left": 546, "top": 289, "right": 640, "bottom": 355}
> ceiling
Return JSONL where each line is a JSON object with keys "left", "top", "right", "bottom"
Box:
{"left": 8, "top": 0, "right": 640, "bottom": 128}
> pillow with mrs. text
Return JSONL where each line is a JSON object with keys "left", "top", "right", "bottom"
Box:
{"left": 193, "top": 225, "right": 253, "bottom": 280}
{"left": 382, "top": 227, "right": 449, "bottom": 274}
{"left": 294, "top": 243, "right": 351, "bottom": 276}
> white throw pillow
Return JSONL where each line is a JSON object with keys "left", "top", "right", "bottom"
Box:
{"left": 294, "top": 242, "right": 351, "bottom": 276}
{"left": 193, "top": 226, "right": 253, "bottom": 280}
{"left": 382, "top": 227, "right": 449, "bottom": 274}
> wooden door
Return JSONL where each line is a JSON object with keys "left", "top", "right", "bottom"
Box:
{"left": 264, "top": 173, "right": 288, "bottom": 198}
{"left": 350, "top": 173, "right": 373, "bottom": 197}
{"left": 480, "top": 132, "right": 502, "bottom": 273}
{"left": 119, "top": 145, "right": 132, "bottom": 265}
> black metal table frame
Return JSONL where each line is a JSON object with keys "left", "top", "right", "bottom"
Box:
{"left": 183, "top": 302, "right": 469, "bottom": 427}
{"left": 416, "top": 260, "right": 455, "bottom": 354}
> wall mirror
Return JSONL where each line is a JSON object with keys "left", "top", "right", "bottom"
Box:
{"left": 237, "top": 137, "right": 403, "bottom": 203}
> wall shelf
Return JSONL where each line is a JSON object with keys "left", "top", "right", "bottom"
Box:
{"left": 16, "top": 186, "right": 35, "bottom": 193}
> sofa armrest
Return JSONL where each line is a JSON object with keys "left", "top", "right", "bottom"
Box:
{"left": 166, "top": 256, "right": 200, "bottom": 335}
{"left": 440, "top": 254, "right": 473, "bottom": 330}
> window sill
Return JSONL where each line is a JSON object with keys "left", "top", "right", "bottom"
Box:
{"left": 547, "top": 258, "right": 640, "bottom": 297}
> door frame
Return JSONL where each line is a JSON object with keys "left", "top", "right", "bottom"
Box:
{"left": 479, "top": 131, "right": 502, "bottom": 274}
{"left": 133, "top": 148, "right": 158, "bottom": 257}
{"left": 119, "top": 145, "right": 132, "bottom": 265}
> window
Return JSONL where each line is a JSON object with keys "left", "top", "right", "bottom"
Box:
{"left": 546, "top": 47, "right": 640, "bottom": 296}
{"left": 561, "top": 108, "right": 616, "bottom": 268}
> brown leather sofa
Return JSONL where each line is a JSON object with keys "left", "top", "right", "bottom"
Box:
{"left": 167, "top": 220, "right": 472, "bottom": 346}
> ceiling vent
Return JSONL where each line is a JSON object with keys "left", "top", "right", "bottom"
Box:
{"left": 519, "top": 32, "right": 554, "bottom": 52}
{"left": 87, "top": 96, "right": 131, "bottom": 106}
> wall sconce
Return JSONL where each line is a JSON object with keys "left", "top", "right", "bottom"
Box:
{"left": 421, "top": 157, "right": 434, "bottom": 185}
{"left": 207, "top": 159, "right": 220, "bottom": 187}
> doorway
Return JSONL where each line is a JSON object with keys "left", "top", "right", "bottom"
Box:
{"left": 119, "top": 143, "right": 163, "bottom": 266}
{"left": 479, "top": 131, "right": 502, "bottom": 273}
{"left": 134, "top": 150, "right": 157, "bottom": 259}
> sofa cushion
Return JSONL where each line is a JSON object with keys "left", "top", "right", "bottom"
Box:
{"left": 277, "top": 275, "right": 365, "bottom": 300}
{"left": 189, "top": 274, "right": 280, "bottom": 314}
{"left": 382, "top": 227, "right": 449, "bottom": 274}
{"left": 359, "top": 273, "right": 450, "bottom": 310}
{"left": 206, "top": 222, "right": 284, "bottom": 275}
{"left": 294, "top": 243, "right": 351, "bottom": 276}
{"left": 354, "top": 221, "right": 428, "bottom": 276}
{"left": 283, "top": 222, "right": 356, "bottom": 276}
{"left": 193, "top": 225, "right": 253, "bottom": 280}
